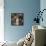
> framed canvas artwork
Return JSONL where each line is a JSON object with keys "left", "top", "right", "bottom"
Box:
{"left": 11, "top": 13, "right": 24, "bottom": 26}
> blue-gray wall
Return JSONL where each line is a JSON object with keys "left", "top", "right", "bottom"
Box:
{"left": 40, "top": 0, "right": 46, "bottom": 27}
{"left": 40, "top": 0, "right": 46, "bottom": 44}
{"left": 4, "top": 0, "right": 40, "bottom": 42}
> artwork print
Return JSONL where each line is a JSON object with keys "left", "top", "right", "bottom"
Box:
{"left": 11, "top": 13, "right": 24, "bottom": 26}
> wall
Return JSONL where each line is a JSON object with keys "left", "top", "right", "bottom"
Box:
{"left": 0, "top": 0, "right": 4, "bottom": 42}
{"left": 40, "top": 0, "right": 46, "bottom": 27}
{"left": 4, "top": 0, "right": 40, "bottom": 42}
{"left": 40, "top": 0, "right": 46, "bottom": 45}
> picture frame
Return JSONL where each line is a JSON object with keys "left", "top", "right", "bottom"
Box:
{"left": 11, "top": 13, "right": 24, "bottom": 26}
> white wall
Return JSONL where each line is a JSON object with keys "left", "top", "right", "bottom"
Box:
{"left": 0, "top": 0, "right": 4, "bottom": 42}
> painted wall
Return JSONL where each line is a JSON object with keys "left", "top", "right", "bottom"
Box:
{"left": 0, "top": 0, "right": 4, "bottom": 42}
{"left": 4, "top": 0, "right": 40, "bottom": 42}
{"left": 40, "top": 0, "right": 46, "bottom": 27}
{"left": 40, "top": 0, "right": 46, "bottom": 45}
